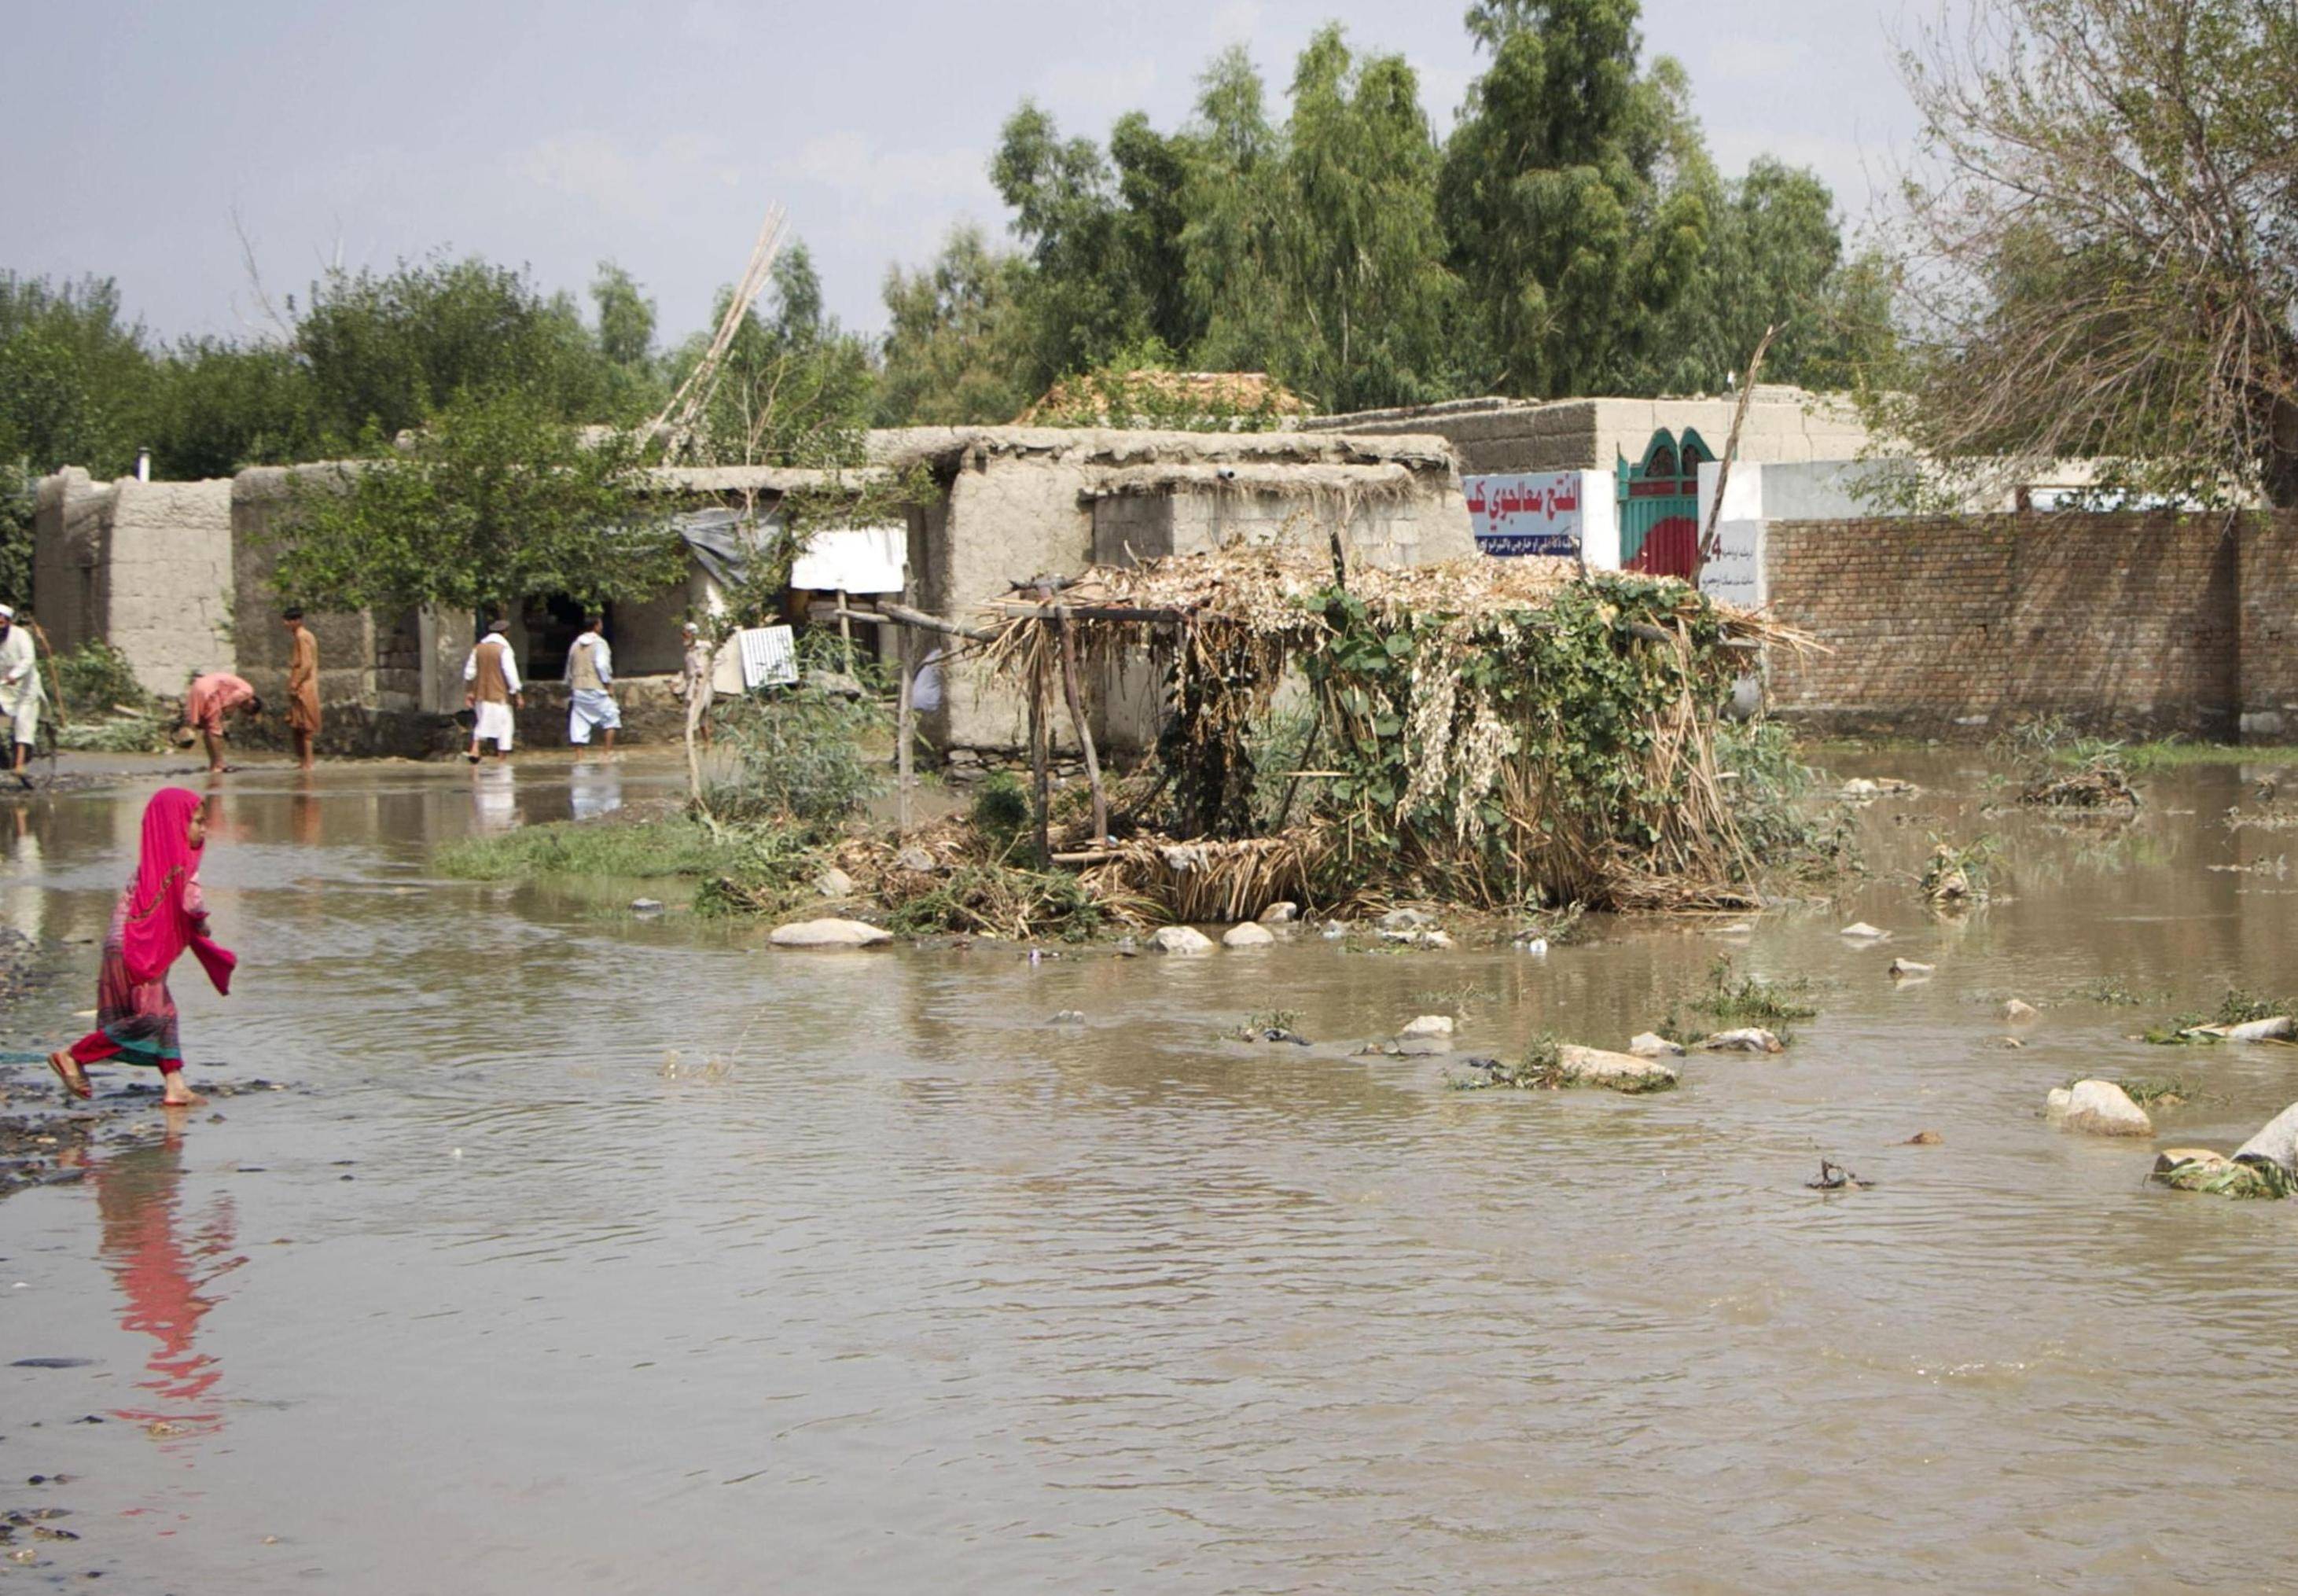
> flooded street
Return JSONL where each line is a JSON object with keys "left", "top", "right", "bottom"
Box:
{"left": 4, "top": 749, "right": 2298, "bottom": 1592}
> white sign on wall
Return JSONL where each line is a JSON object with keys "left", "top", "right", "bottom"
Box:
{"left": 1465, "top": 471, "right": 1586, "bottom": 557}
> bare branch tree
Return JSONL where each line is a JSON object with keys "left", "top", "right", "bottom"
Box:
{"left": 1877, "top": 0, "right": 2298, "bottom": 506}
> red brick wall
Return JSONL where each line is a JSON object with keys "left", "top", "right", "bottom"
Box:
{"left": 1766, "top": 512, "right": 2290, "bottom": 739}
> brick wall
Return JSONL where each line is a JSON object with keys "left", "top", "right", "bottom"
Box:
{"left": 1767, "top": 511, "right": 2291, "bottom": 739}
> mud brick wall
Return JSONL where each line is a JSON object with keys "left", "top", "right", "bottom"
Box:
{"left": 1767, "top": 512, "right": 2298, "bottom": 740}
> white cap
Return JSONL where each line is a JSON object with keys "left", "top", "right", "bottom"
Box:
{"left": 0, "top": 605, "right": 15, "bottom": 620}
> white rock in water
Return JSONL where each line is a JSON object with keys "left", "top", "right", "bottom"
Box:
{"left": 1702, "top": 1028, "right": 1785, "bottom": 1054}
{"left": 2003, "top": 998, "right": 2039, "bottom": 1022}
{"left": 1840, "top": 922, "right": 1889, "bottom": 940}
{"left": 1378, "top": 907, "right": 1435, "bottom": 932}
{"left": 1421, "top": 930, "right": 1456, "bottom": 950}
{"left": 1223, "top": 922, "right": 1276, "bottom": 948}
{"left": 1840, "top": 778, "right": 1881, "bottom": 799}
{"left": 2226, "top": 1015, "right": 2294, "bottom": 1043}
{"left": 629, "top": 897, "right": 665, "bottom": 915}
{"left": 769, "top": 918, "right": 893, "bottom": 949}
{"left": 1399, "top": 1015, "right": 1456, "bottom": 1041}
{"left": 1627, "top": 1032, "right": 1686, "bottom": 1057}
{"left": 2232, "top": 1100, "right": 2298, "bottom": 1171}
{"left": 2046, "top": 1087, "right": 2073, "bottom": 1116}
{"left": 1888, "top": 958, "right": 1935, "bottom": 979}
{"left": 1149, "top": 925, "right": 1217, "bottom": 954}
{"left": 1556, "top": 1044, "right": 1679, "bottom": 1093}
{"left": 2054, "top": 1079, "right": 2154, "bottom": 1137}
{"left": 1320, "top": 920, "right": 1348, "bottom": 940}
{"left": 1518, "top": 936, "right": 1550, "bottom": 956}
{"left": 1259, "top": 901, "right": 1300, "bottom": 925}
{"left": 813, "top": 866, "right": 855, "bottom": 899}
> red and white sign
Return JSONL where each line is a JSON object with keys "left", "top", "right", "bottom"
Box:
{"left": 1465, "top": 471, "right": 1585, "bottom": 557}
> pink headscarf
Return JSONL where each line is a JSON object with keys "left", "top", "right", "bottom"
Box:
{"left": 121, "top": 787, "right": 235, "bottom": 993}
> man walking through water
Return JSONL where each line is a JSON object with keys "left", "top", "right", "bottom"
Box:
{"left": 283, "top": 608, "right": 320, "bottom": 770}
{"left": 0, "top": 605, "right": 46, "bottom": 789}
{"left": 564, "top": 613, "right": 620, "bottom": 753}
{"left": 463, "top": 619, "right": 523, "bottom": 763}
{"left": 179, "top": 671, "right": 260, "bottom": 775}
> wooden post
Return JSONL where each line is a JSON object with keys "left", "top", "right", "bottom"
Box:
{"left": 1029, "top": 650, "right": 1052, "bottom": 868}
{"left": 1055, "top": 607, "right": 1107, "bottom": 844}
{"left": 835, "top": 587, "right": 854, "bottom": 675}
{"left": 896, "top": 653, "right": 916, "bottom": 836}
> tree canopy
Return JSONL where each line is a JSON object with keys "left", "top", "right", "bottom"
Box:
{"left": 1880, "top": 0, "right": 2298, "bottom": 507}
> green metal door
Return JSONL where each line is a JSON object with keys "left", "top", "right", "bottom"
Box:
{"left": 1615, "top": 428, "right": 1711, "bottom": 577}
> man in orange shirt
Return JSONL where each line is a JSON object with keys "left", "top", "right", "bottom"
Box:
{"left": 283, "top": 609, "right": 320, "bottom": 770}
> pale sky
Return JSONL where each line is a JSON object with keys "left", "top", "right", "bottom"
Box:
{"left": 7, "top": 0, "right": 1922, "bottom": 348}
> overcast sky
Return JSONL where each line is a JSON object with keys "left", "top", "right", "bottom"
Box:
{"left": 8, "top": 1, "right": 1924, "bottom": 348}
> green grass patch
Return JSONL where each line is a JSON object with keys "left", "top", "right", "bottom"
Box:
{"left": 1690, "top": 955, "right": 1817, "bottom": 1039}
{"left": 436, "top": 818, "right": 745, "bottom": 882}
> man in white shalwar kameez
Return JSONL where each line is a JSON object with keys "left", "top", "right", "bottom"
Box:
{"left": 564, "top": 616, "right": 620, "bottom": 752}
{"left": 0, "top": 606, "right": 46, "bottom": 789}
{"left": 463, "top": 618, "right": 524, "bottom": 763}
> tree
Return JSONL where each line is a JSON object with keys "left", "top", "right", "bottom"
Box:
{"left": 668, "top": 241, "right": 879, "bottom": 468}
{"left": 274, "top": 389, "right": 680, "bottom": 617}
{"left": 1622, "top": 158, "right": 1897, "bottom": 395}
{"left": 878, "top": 226, "right": 1037, "bottom": 425}
{"left": 0, "top": 274, "right": 163, "bottom": 601}
{"left": 292, "top": 254, "right": 612, "bottom": 445}
{"left": 1437, "top": 0, "right": 1709, "bottom": 396}
{"left": 991, "top": 103, "right": 1157, "bottom": 390}
{"left": 145, "top": 339, "right": 318, "bottom": 480}
{"left": 1186, "top": 29, "right": 1460, "bottom": 410}
{"left": 1884, "top": 0, "right": 2298, "bottom": 506}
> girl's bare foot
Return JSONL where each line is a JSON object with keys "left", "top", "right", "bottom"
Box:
{"left": 160, "top": 1086, "right": 205, "bottom": 1109}
{"left": 46, "top": 1051, "right": 91, "bottom": 1100}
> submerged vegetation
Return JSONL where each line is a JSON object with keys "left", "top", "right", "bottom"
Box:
{"left": 2142, "top": 987, "right": 2298, "bottom": 1046}
{"left": 1690, "top": 956, "right": 1817, "bottom": 1035}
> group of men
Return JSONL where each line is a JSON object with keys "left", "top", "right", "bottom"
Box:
{"left": 461, "top": 613, "right": 717, "bottom": 762}
{"left": 0, "top": 604, "right": 720, "bottom": 782}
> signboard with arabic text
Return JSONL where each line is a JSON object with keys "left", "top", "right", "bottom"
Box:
{"left": 1465, "top": 471, "right": 1586, "bottom": 558}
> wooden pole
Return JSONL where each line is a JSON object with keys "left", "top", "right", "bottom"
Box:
{"left": 896, "top": 655, "right": 916, "bottom": 836}
{"left": 1029, "top": 653, "right": 1051, "bottom": 868}
{"left": 1695, "top": 323, "right": 1778, "bottom": 579}
{"left": 1055, "top": 607, "right": 1107, "bottom": 844}
{"left": 25, "top": 618, "right": 66, "bottom": 730}
{"left": 835, "top": 587, "right": 855, "bottom": 675}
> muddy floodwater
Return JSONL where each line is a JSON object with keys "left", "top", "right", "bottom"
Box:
{"left": 5, "top": 750, "right": 2298, "bottom": 1592}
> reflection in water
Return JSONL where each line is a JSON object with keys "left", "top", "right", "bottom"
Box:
{"left": 291, "top": 775, "right": 322, "bottom": 848}
{"left": 568, "top": 761, "right": 623, "bottom": 822}
{"left": 94, "top": 1134, "right": 241, "bottom": 1433}
{"left": 472, "top": 765, "right": 518, "bottom": 833}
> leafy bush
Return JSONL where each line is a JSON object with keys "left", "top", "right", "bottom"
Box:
{"left": 52, "top": 640, "right": 148, "bottom": 718}
{"left": 969, "top": 770, "right": 1031, "bottom": 855}
{"left": 703, "top": 684, "right": 885, "bottom": 826}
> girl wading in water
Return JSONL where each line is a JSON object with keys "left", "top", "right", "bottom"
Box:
{"left": 48, "top": 788, "right": 235, "bottom": 1107}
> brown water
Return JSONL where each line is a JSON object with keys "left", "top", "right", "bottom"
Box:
{"left": 4, "top": 752, "right": 2298, "bottom": 1593}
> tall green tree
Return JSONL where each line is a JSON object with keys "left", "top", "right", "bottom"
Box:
{"left": 1621, "top": 158, "right": 1896, "bottom": 395}
{"left": 1437, "top": 0, "right": 1708, "bottom": 396}
{"left": 1186, "top": 29, "right": 1459, "bottom": 410}
{"left": 878, "top": 226, "right": 1037, "bottom": 425}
